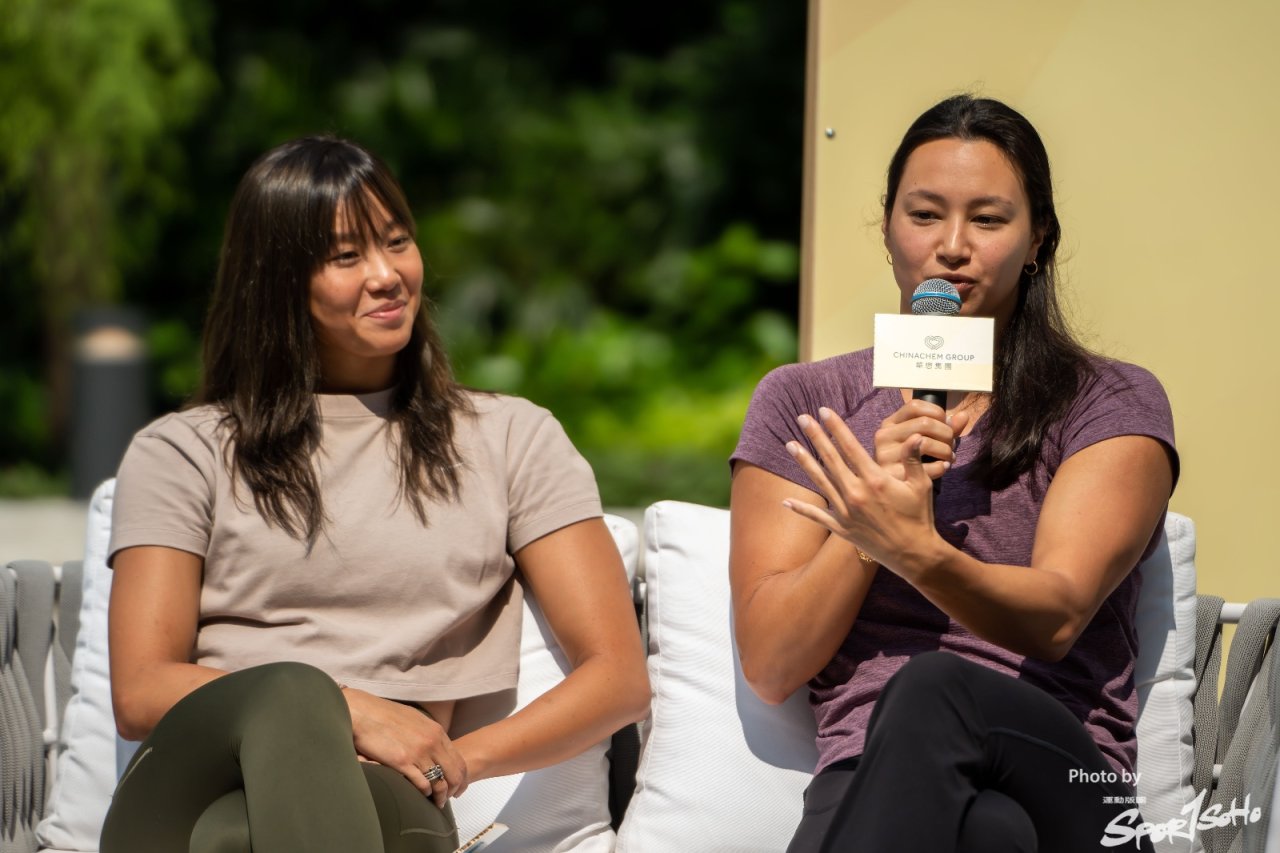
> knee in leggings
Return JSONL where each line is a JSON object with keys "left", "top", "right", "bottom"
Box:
{"left": 861, "top": 651, "right": 978, "bottom": 749}
{"left": 879, "top": 651, "right": 972, "bottom": 709}
{"left": 232, "top": 661, "right": 345, "bottom": 721}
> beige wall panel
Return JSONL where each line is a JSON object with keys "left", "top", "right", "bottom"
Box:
{"left": 805, "top": 0, "right": 1279, "bottom": 602}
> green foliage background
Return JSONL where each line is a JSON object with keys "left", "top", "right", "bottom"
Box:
{"left": 0, "top": 0, "right": 805, "bottom": 506}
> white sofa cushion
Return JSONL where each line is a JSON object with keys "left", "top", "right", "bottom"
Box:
{"left": 615, "top": 501, "right": 818, "bottom": 852}
{"left": 38, "top": 475, "right": 639, "bottom": 853}
{"left": 1133, "top": 511, "right": 1202, "bottom": 853}
{"left": 37, "top": 479, "right": 116, "bottom": 851}
{"left": 616, "top": 501, "right": 1199, "bottom": 853}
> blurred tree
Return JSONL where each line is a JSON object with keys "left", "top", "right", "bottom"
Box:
{"left": 1, "top": 0, "right": 805, "bottom": 506}
{"left": 0, "top": 0, "right": 215, "bottom": 490}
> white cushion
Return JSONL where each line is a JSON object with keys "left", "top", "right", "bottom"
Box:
{"left": 37, "top": 474, "right": 639, "bottom": 853}
{"left": 1133, "top": 511, "right": 1202, "bottom": 853}
{"left": 37, "top": 479, "right": 117, "bottom": 851}
{"left": 615, "top": 501, "right": 818, "bottom": 853}
{"left": 450, "top": 514, "right": 640, "bottom": 853}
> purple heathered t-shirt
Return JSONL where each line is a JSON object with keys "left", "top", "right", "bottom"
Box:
{"left": 731, "top": 348, "right": 1177, "bottom": 775}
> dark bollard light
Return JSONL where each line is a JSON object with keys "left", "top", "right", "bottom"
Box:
{"left": 70, "top": 308, "right": 149, "bottom": 499}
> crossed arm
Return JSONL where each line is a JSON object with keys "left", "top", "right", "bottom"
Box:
{"left": 729, "top": 401, "right": 1173, "bottom": 705}
{"left": 109, "top": 517, "right": 649, "bottom": 808}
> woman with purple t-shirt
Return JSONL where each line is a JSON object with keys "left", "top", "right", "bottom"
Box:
{"left": 730, "top": 95, "right": 1176, "bottom": 852}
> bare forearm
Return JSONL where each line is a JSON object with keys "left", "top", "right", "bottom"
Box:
{"left": 452, "top": 652, "right": 648, "bottom": 782}
{"left": 894, "top": 541, "right": 1100, "bottom": 661}
{"left": 111, "top": 661, "right": 228, "bottom": 741}
{"left": 735, "top": 534, "right": 878, "bottom": 704}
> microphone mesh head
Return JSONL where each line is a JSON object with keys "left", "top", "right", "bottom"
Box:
{"left": 911, "top": 278, "right": 962, "bottom": 316}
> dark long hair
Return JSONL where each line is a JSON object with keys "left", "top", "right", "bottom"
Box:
{"left": 883, "top": 94, "right": 1095, "bottom": 490}
{"left": 200, "top": 136, "right": 468, "bottom": 541}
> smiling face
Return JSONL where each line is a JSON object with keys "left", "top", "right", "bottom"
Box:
{"left": 309, "top": 194, "right": 423, "bottom": 392}
{"left": 883, "top": 138, "right": 1042, "bottom": 332}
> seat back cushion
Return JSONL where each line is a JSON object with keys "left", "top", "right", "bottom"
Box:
{"left": 615, "top": 501, "right": 818, "bottom": 852}
{"left": 1132, "top": 512, "right": 1202, "bottom": 852}
{"left": 37, "top": 479, "right": 117, "bottom": 850}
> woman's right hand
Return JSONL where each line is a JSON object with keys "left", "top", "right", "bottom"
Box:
{"left": 342, "top": 688, "right": 467, "bottom": 807}
{"left": 874, "top": 398, "right": 970, "bottom": 481}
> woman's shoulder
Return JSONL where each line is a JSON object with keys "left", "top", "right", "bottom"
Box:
{"left": 1056, "top": 354, "right": 1177, "bottom": 479}
{"left": 748, "top": 349, "right": 875, "bottom": 416}
{"left": 131, "top": 404, "right": 228, "bottom": 451}
{"left": 1078, "top": 355, "right": 1171, "bottom": 410}
{"left": 454, "top": 390, "right": 576, "bottom": 456}
{"left": 458, "top": 389, "right": 556, "bottom": 427}
{"left": 115, "top": 404, "right": 227, "bottom": 499}
{"left": 455, "top": 390, "right": 593, "bottom": 486}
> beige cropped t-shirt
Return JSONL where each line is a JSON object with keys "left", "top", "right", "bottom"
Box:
{"left": 109, "top": 390, "right": 602, "bottom": 701}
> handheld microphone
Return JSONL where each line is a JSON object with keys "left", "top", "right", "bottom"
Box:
{"left": 910, "top": 279, "right": 961, "bottom": 409}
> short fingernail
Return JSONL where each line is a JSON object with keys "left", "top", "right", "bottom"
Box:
{"left": 818, "top": 406, "right": 833, "bottom": 420}
{"left": 785, "top": 441, "right": 801, "bottom": 457}
{"left": 942, "top": 461, "right": 952, "bottom": 471}
{"left": 796, "top": 414, "right": 813, "bottom": 429}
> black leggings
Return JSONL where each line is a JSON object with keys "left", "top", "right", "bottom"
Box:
{"left": 99, "top": 662, "right": 457, "bottom": 853}
{"left": 788, "top": 652, "right": 1156, "bottom": 853}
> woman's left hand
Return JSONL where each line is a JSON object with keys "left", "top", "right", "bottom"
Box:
{"left": 343, "top": 687, "right": 468, "bottom": 808}
{"left": 783, "top": 406, "right": 941, "bottom": 574}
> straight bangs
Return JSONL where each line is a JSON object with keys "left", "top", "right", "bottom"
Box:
{"left": 320, "top": 162, "right": 418, "bottom": 267}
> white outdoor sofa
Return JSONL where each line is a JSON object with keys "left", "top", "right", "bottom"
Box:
{"left": 3, "top": 479, "right": 1278, "bottom": 853}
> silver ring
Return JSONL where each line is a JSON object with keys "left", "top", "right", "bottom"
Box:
{"left": 423, "top": 764, "right": 445, "bottom": 784}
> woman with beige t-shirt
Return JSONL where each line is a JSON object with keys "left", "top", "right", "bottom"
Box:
{"left": 99, "top": 136, "right": 649, "bottom": 852}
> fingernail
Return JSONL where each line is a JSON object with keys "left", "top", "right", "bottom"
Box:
{"left": 785, "top": 441, "right": 801, "bottom": 457}
{"left": 781, "top": 499, "right": 794, "bottom": 510}
{"left": 796, "top": 414, "right": 813, "bottom": 429}
{"left": 942, "top": 461, "right": 952, "bottom": 471}
{"left": 818, "top": 406, "right": 833, "bottom": 420}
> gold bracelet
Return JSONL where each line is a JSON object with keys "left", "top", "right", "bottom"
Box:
{"left": 855, "top": 547, "right": 876, "bottom": 564}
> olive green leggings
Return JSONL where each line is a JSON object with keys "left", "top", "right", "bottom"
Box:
{"left": 100, "top": 662, "right": 458, "bottom": 853}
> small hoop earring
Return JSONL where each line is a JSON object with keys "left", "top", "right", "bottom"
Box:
{"left": 886, "top": 252, "right": 894, "bottom": 266}
{"left": 1023, "top": 260, "right": 1039, "bottom": 277}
